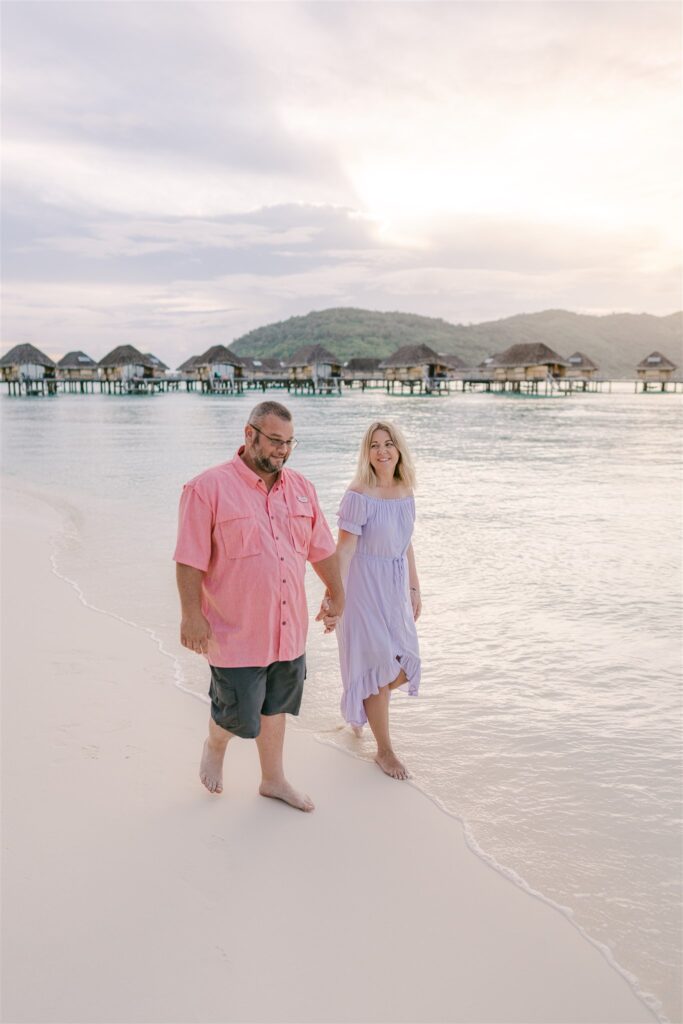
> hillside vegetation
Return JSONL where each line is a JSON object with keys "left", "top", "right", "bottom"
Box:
{"left": 230, "top": 308, "right": 682, "bottom": 378}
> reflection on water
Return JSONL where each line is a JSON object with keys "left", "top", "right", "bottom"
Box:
{"left": 2, "top": 388, "right": 681, "bottom": 1021}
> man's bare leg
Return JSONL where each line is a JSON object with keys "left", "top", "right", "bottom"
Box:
{"left": 200, "top": 716, "right": 233, "bottom": 794}
{"left": 364, "top": 680, "right": 409, "bottom": 780}
{"left": 256, "top": 713, "right": 314, "bottom": 812}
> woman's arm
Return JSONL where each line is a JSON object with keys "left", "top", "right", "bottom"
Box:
{"left": 316, "top": 529, "right": 358, "bottom": 632}
{"left": 406, "top": 542, "right": 422, "bottom": 621}
{"left": 337, "top": 528, "right": 359, "bottom": 585}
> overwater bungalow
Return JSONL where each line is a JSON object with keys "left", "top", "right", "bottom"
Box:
{"left": 287, "top": 344, "right": 342, "bottom": 383}
{"left": 194, "top": 345, "right": 244, "bottom": 382}
{"left": 379, "top": 343, "right": 450, "bottom": 382}
{"left": 57, "top": 351, "right": 99, "bottom": 379}
{"left": 99, "top": 345, "right": 155, "bottom": 381}
{"left": 177, "top": 355, "right": 201, "bottom": 379}
{"left": 636, "top": 351, "right": 677, "bottom": 384}
{"left": 564, "top": 352, "right": 599, "bottom": 380}
{"left": 239, "top": 356, "right": 285, "bottom": 380}
{"left": 438, "top": 352, "right": 468, "bottom": 378}
{"left": 0, "top": 343, "right": 56, "bottom": 382}
{"left": 145, "top": 353, "right": 169, "bottom": 379}
{"left": 489, "top": 342, "right": 569, "bottom": 382}
{"left": 343, "top": 357, "right": 383, "bottom": 380}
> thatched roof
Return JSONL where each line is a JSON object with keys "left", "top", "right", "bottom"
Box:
{"left": 0, "top": 343, "right": 55, "bottom": 368}
{"left": 57, "top": 350, "right": 97, "bottom": 369}
{"left": 438, "top": 351, "right": 467, "bottom": 370}
{"left": 287, "top": 344, "right": 340, "bottom": 367}
{"left": 177, "top": 355, "right": 200, "bottom": 372}
{"left": 345, "top": 357, "right": 382, "bottom": 372}
{"left": 566, "top": 351, "right": 599, "bottom": 370}
{"left": 239, "top": 356, "right": 285, "bottom": 372}
{"left": 195, "top": 344, "right": 243, "bottom": 367}
{"left": 98, "top": 345, "right": 154, "bottom": 368}
{"left": 145, "top": 352, "right": 168, "bottom": 371}
{"left": 636, "top": 350, "right": 677, "bottom": 371}
{"left": 379, "top": 343, "right": 443, "bottom": 369}
{"left": 490, "top": 342, "right": 569, "bottom": 368}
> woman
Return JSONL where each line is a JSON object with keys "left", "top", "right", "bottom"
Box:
{"left": 333, "top": 421, "right": 421, "bottom": 780}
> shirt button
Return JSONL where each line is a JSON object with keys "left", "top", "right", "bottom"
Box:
{"left": 282, "top": 621, "right": 287, "bottom": 626}
{"left": 282, "top": 579, "right": 286, "bottom": 583}
{"left": 282, "top": 600, "right": 287, "bottom": 605}
{"left": 280, "top": 557, "right": 284, "bottom": 562}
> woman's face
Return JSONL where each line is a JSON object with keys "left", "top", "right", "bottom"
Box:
{"left": 369, "top": 429, "right": 399, "bottom": 477}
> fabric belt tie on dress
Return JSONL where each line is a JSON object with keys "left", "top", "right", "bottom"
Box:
{"left": 357, "top": 552, "right": 407, "bottom": 590}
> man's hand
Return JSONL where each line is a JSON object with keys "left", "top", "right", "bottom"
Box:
{"left": 311, "top": 554, "right": 344, "bottom": 633}
{"left": 315, "top": 594, "right": 343, "bottom": 634}
{"left": 180, "top": 612, "right": 212, "bottom": 654}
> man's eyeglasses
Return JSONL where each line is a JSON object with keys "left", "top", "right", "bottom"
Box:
{"left": 249, "top": 423, "right": 298, "bottom": 450}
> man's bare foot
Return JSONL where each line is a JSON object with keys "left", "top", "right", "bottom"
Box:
{"left": 259, "top": 779, "right": 315, "bottom": 812}
{"left": 200, "top": 739, "right": 226, "bottom": 794}
{"left": 375, "top": 749, "right": 409, "bottom": 780}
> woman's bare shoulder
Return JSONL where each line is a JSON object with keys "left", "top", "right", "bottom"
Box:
{"left": 357, "top": 487, "right": 414, "bottom": 499}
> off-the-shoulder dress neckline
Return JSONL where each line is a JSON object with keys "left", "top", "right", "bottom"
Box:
{"left": 349, "top": 489, "right": 414, "bottom": 503}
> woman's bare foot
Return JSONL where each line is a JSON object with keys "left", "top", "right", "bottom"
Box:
{"left": 259, "top": 779, "right": 315, "bottom": 812}
{"left": 375, "top": 749, "right": 409, "bottom": 780}
{"left": 199, "top": 739, "right": 226, "bottom": 794}
{"left": 351, "top": 724, "right": 364, "bottom": 738}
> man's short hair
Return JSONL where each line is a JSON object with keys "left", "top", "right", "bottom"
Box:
{"left": 248, "top": 400, "right": 292, "bottom": 425}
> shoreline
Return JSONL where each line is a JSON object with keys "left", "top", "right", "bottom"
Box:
{"left": 1, "top": 481, "right": 662, "bottom": 1023}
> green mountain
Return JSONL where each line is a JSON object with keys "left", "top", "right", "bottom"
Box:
{"left": 230, "top": 308, "right": 682, "bottom": 378}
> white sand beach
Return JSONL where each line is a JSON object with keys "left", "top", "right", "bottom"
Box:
{"left": 1, "top": 484, "right": 658, "bottom": 1024}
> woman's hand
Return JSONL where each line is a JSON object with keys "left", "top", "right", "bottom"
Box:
{"left": 410, "top": 587, "right": 422, "bottom": 622}
{"left": 316, "top": 595, "right": 341, "bottom": 634}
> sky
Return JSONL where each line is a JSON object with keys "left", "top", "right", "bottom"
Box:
{"left": 1, "top": 0, "right": 681, "bottom": 367}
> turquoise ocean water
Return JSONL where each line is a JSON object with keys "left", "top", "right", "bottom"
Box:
{"left": 2, "top": 387, "right": 681, "bottom": 1021}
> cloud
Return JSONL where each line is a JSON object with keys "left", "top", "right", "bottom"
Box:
{"left": 1, "top": 0, "right": 680, "bottom": 358}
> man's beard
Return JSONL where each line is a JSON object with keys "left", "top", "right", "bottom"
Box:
{"left": 253, "top": 446, "right": 288, "bottom": 475}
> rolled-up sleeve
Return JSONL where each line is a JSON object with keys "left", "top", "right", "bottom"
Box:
{"left": 337, "top": 490, "right": 367, "bottom": 536}
{"left": 307, "top": 486, "right": 336, "bottom": 564}
{"left": 173, "top": 484, "right": 213, "bottom": 572}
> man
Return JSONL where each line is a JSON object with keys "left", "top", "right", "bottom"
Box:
{"left": 174, "top": 400, "right": 343, "bottom": 812}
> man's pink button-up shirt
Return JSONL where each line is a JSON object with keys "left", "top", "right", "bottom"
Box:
{"left": 173, "top": 449, "right": 336, "bottom": 668}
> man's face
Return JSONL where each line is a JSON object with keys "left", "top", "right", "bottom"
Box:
{"left": 245, "top": 414, "right": 296, "bottom": 475}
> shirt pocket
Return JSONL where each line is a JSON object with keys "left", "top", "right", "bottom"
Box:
{"left": 218, "top": 514, "right": 261, "bottom": 558}
{"left": 288, "top": 505, "right": 315, "bottom": 555}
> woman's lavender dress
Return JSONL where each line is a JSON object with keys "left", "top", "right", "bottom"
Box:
{"left": 336, "top": 490, "right": 421, "bottom": 726}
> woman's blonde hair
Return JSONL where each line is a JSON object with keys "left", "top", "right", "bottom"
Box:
{"left": 351, "top": 421, "right": 417, "bottom": 490}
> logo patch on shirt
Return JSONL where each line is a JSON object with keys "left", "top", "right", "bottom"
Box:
{"left": 296, "top": 495, "right": 309, "bottom": 503}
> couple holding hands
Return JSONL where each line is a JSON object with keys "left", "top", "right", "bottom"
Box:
{"left": 174, "top": 400, "right": 421, "bottom": 812}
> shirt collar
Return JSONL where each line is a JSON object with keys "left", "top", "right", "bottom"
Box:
{"left": 231, "top": 447, "right": 286, "bottom": 491}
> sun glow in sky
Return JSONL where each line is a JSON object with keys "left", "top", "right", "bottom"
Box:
{"left": 1, "top": 1, "right": 681, "bottom": 364}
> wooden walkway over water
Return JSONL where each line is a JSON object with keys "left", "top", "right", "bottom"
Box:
{"left": 2, "top": 374, "right": 682, "bottom": 398}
